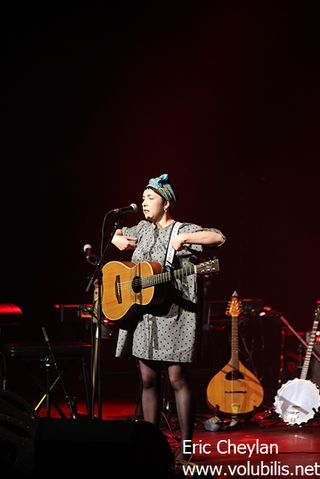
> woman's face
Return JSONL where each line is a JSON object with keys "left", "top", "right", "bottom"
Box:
{"left": 142, "top": 188, "right": 168, "bottom": 222}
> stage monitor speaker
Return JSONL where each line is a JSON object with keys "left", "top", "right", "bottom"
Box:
{"left": 34, "top": 418, "right": 174, "bottom": 478}
{"left": 0, "top": 390, "right": 37, "bottom": 477}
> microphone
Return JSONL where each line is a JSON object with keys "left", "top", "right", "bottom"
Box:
{"left": 83, "top": 244, "right": 101, "bottom": 265}
{"left": 111, "top": 203, "right": 138, "bottom": 215}
{"left": 83, "top": 243, "right": 92, "bottom": 261}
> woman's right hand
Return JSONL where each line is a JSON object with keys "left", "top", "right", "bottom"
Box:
{"left": 112, "top": 234, "right": 138, "bottom": 251}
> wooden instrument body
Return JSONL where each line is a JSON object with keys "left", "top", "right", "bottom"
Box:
{"left": 102, "top": 261, "right": 164, "bottom": 322}
{"left": 101, "top": 258, "right": 219, "bottom": 322}
{"left": 207, "top": 360, "right": 264, "bottom": 415}
{"left": 206, "top": 291, "right": 264, "bottom": 416}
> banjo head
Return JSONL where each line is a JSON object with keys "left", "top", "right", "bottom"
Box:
{"left": 274, "top": 378, "right": 320, "bottom": 425}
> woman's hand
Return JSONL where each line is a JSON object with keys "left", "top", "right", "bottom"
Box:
{"left": 171, "top": 234, "right": 187, "bottom": 251}
{"left": 112, "top": 234, "right": 138, "bottom": 251}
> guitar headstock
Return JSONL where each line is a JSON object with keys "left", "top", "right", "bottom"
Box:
{"left": 196, "top": 257, "right": 220, "bottom": 275}
{"left": 225, "top": 291, "right": 242, "bottom": 317}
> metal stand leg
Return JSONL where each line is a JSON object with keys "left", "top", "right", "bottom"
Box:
{"left": 44, "top": 355, "right": 51, "bottom": 417}
{"left": 34, "top": 356, "right": 67, "bottom": 418}
{"left": 81, "top": 356, "right": 91, "bottom": 417}
{"left": 160, "top": 371, "right": 180, "bottom": 442}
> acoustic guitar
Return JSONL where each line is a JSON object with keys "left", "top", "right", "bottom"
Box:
{"left": 274, "top": 304, "right": 320, "bottom": 426}
{"left": 101, "top": 258, "right": 219, "bottom": 322}
{"left": 206, "top": 291, "right": 264, "bottom": 415}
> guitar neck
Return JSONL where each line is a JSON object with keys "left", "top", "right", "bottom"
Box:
{"left": 300, "top": 309, "right": 320, "bottom": 380}
{"left": 141, "top": 264, "right": 197, "bottom": 289}
{"left": 231, "top": 314, "right": 239, "bottom": 369}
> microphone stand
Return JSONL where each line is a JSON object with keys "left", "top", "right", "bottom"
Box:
{"left": 85, "top": 213, "right": 123, "bottom": 420}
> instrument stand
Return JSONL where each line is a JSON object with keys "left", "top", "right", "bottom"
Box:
{"left": 85, "top": 213, "right": 123, "bottom": 420}
{"left": 41, "top": 327, "right": 77, "bottom": 419}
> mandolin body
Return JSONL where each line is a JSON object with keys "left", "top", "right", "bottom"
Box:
{"left": 206, "top": 359, "right": 264, "bottom": 415}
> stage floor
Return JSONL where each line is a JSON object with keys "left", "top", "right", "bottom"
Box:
{"left": 174, "top": 420, "right": 320, "bottom": 477}
{"left": 35, "top": 399, "right": 320, "bottom": 478}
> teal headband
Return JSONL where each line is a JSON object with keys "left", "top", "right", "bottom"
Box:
{"left": 146, "top": 173, "right": 177, "bottom": 203}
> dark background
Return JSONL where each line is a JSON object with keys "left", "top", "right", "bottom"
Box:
{"left": 1, "top": 4, "right": 320, "bottom": 378}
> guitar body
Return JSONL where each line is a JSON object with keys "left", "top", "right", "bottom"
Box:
{"left": 101, "top": 261, "right": 164, "bottom": 321}
{"left": 101, "top": 258, "right": 219, "bottom": 322}
{"left": 206, "top": 360, "right": 264, "bottom": 415}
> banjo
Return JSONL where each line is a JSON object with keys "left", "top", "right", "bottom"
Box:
{"left": 274, "top": 304, "right": 320, "bottom": 425}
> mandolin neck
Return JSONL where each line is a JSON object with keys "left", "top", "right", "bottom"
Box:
{"left": 231, "top": 314, "right": 239, "bottom": 370}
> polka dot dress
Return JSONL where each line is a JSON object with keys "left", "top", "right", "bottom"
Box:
{"left": 115, "top": 220, "right": 221, "bottom": 363}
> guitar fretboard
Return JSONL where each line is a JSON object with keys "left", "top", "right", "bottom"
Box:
{"left": 141, "top": 264, "right": 197, "bottom": 289}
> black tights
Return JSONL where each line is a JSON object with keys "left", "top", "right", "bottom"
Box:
{"left": 138, "top": 359, "right": 194, "bottom": 459}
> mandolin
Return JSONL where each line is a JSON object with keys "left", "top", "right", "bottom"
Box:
{"left": 274, "top": 304, "right": 320, "bottom": 426}
{"left": 101, "top": 258, "right": 219, "bottom": 322}
{"left": 206, "top": 291, "right": 264, "bottom": 416}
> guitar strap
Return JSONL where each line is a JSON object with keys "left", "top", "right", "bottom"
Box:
{"left": 164, "top": 221, "right": 182, "bottom": 269}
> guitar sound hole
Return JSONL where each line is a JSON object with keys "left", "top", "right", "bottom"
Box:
{"left": 226, "top": 371, "right": 244, "bottom": 381}
{"left": 132, "top": 276, "right": 142, "bottom": 293}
